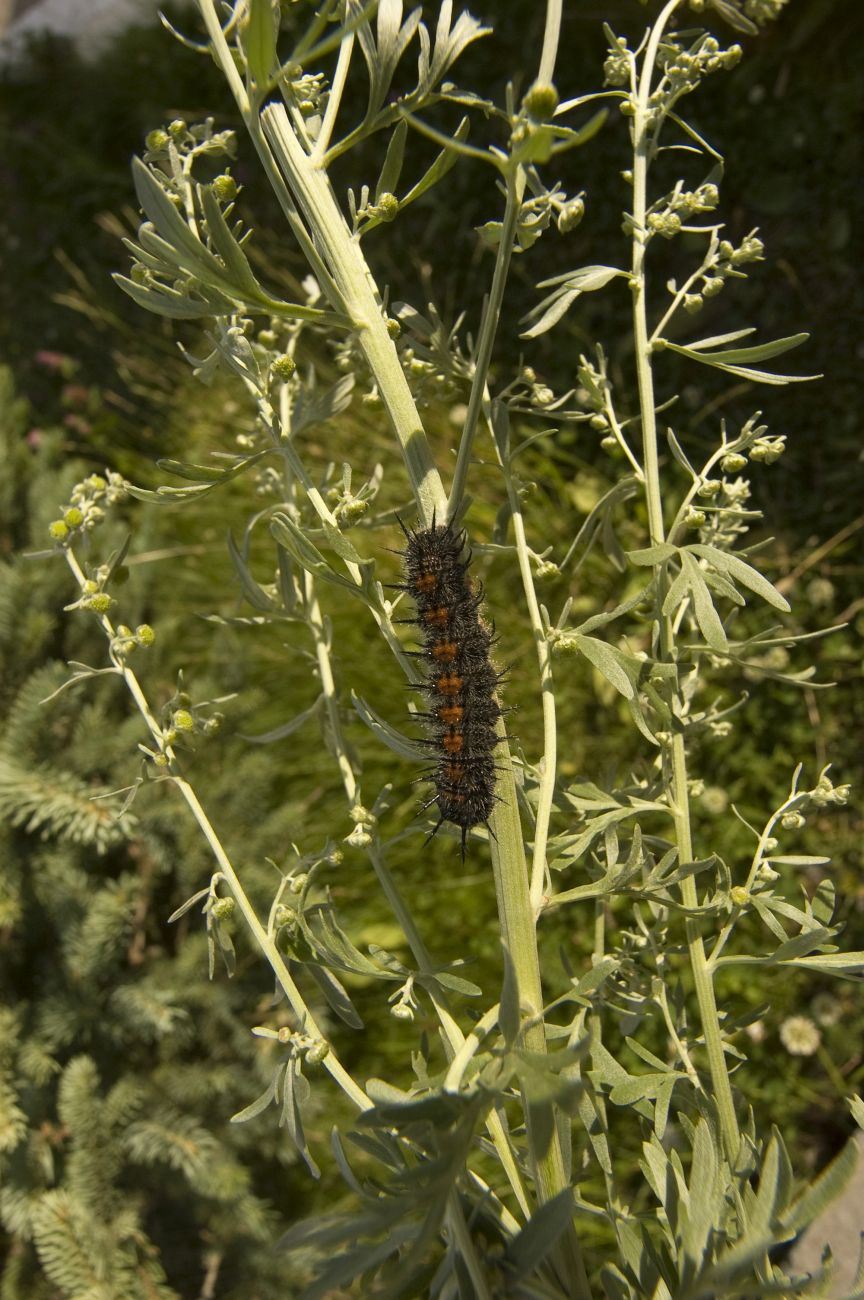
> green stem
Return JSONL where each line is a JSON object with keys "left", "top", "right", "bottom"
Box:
{"left": 630, "top": 0, "right": 740, "bottom": 1165}
{"left": 448, "top": 165, "right": 523, "bottom": 520}
{"left": 506, "top": 475, "right": 557, "bottom": 913}
{"left": 261, "top": 102, "right": 445, "bottom": 525}
{"left": 63, "top": 549, "right": 370, "bottom": 1114}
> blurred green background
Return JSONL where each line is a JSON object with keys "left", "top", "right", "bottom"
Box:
{"left": 1, "top": 1, "right": 861, "bottom": 1294}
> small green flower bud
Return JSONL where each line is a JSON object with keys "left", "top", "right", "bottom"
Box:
{"left": 600, "top": 435, "right": 619, "bottom": 453}
{"left": 86, "top": 593, "right": 114, "bottom": 614}
{"left": 305, "top": 1040, "right": 329, "bottom": 1064}
{"left": 167, "top": 118, "right": 187, "bottom": 136}
{"left": 683, "top": 292, "right": 703, "bottom": 314}
{"left": 721, "top": 452, "right": 748, "bottom": 473}
{"left": 327, "top": 849, "right": 343, "bottom": 866}
{"left": 390, "top": 1002, "right": 414, "bottom": 1022}
{"left": 684, "top": 508, "right": 706, "bottom": 528}
{"left": 702, "top": 276, "right": 724, "bottom": 298}
{"left": 63, "top": 507, "right": 84, "bottom": 527}
{"left": 697, "top": 478, "right": 721, "bottom": 497}
{"left": 277, "top": 1026, "right": 293, "bottom": 1044}
{"left": 757, "top": 862, "right": 779, "bottom": 883}
{"left": 376, "top": 192, "right": 399, "bottom": 221}
{"left": 724, "top": 44, "right": 743, "bottom": 68}
{"left": 385, "top": 317, "right": 401, "bottom": 339}
{"left": 781, "top": 811, "right": 806, "bottom": 830}
{"left": 135, "top": 624, "right": 156, "bottom": 647}
{"left": 162, "top": 728, "right": 178, "bottom": 746}
{"left": 211, "top": 896, "right": 235, "bottom": 921}
{"left": 176, "top": 692, "right": 191, "bottom": 707}
{"left": 523, "top": 81, "right": 559, "bottom": 121}
{"left": 698, "top": 183, "right": 719, "bottom": 209}
{"left": 48, "top": 520, "right": 69, "bottom": 540}
{"left": 211, "top": 173, "right": 237, "bottom": 202}
{"left": 764, "top": 836, "right": 779, "bottom": 851}
{"left": 730, "top": 886, "right": 749, "bottom": 907}
{"left": 173, "top": 709, "right": 195, "bottom": 732}
{"left": 87, "top": 474, "right": 107, "bottom": 492}
{"left": 534, "top": 560, "right": 561, "bottom": 580}
{"left": 153, "top": 752, "right": 170, "bottom": 768}
{"left": 257, "top": 328, "right": 277, "bottom": 347}
{"left": 146, "top": 128, "right": 170, "bottom": 151}
{"left": 589, "top": 414, "right": 608, "bottom": 430}
{"left": 83, "top": 579, "right": 99, "bottom": 594}
{"left": 618, "top": 98, "right": 636, "bottom": 117}
{"left": 717, "top": 239, "right": 735, "bottom": 260}
{"left": 289, "top": 873, "right": 308, "bottom": 895}
{"left": 346, "top": 827, "right": 372, "bottom": 848}
{"left": 271, "top": 354, "right": 297, "bottom": 381}
{"left": 556, "top": 197, "right": 585, "bottom": 234}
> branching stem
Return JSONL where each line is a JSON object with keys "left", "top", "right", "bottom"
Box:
{"left": 630, "top": 0, "right": 740, "bottom": 1164}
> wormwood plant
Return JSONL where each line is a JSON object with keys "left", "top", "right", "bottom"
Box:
{"left": 40, "top": 0, "right": 861, "bottom": 1294}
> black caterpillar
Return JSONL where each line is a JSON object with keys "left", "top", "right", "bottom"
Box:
{"left": 397, "top": 516, "right": 502, "bottom": 855}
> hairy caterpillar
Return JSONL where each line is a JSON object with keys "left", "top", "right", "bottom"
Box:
{"left": 396, "top": 517, "right": 503, "bottom": 855}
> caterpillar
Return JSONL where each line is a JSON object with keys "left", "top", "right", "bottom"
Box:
{"left": 396, "top": 516, "right": 503, "bottom": 855}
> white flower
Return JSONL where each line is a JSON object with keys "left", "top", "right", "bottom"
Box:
{"left": 779, "top": 1016, "right": 821, "bottom": 1057}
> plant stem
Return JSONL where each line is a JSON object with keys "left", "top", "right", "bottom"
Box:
{"left": 630, "top": 0, "right": 740, "bottom": 1165}
{"left": 506, "top": 475, "right": 557, "bottom": 914}
{"left": 63, "top": 548, "right": 370, "bottom": 1115}
{"left": 448, "top": 166, "right": 523, "bottom": 521}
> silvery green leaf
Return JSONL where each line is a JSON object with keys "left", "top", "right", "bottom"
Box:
{"left": 628, "top": 542, "right": 678, "bottom": 565}
{"left": 352, "top": 693, "right": 426, "bottom": 761}
{"left": 242, "top": 700, "right": 323, "bottom": 744}
{"left": 688, "top": 544, "right": 791, "bottom": 613}
{"left": 568, "top": 635, "right": 636, "bottom": 699}
{"left": 783, "top": 1137, "right": 858, "bottom": 1234}
{"left": 244, "top": 0, "right": 278, "bottom": 87}
{"left": 503, "top": 1188, "right": 574, "bottom": 1279}
{"left": 226, "top": 529, "right": 276, "bottom": 611}
{"left": 660, "top": 335, "right": 819, "bottom": 385}
{"left": 113, "top": 274, "right": 234, "bottom": 320}
{"left": 198, "top": 184, "right": 266, "bottom": 299}
{"left": 230, "top": 1069, "right": 280, "bottom": 1123}
{"left": 682, "top": 551, "right": 727, "bottom": 650}
{"left": 398, "top": 116, "right": 470, "bottom": 206}
{"left": 375, "top": 118, "right": 407, "bottom": 200}
{"left": 270, "top": 514, "right": 364, "bottom": 598}
{"left": 521, "top": 266, "right": 625, "bottom": 338}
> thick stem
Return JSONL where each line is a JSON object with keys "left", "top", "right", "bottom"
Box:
{"left": 630, "top": 0, "right": 740, "bottom": 1164}
{"left": 261, "top": 103, "right": 446, "bottom": 526}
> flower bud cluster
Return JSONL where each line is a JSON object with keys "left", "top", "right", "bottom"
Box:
{"left": 603, "top": 35, "right": 630, "bottom": 88}
{"left": 111, "top": 623, "right": 156, "bottom": 661}
{"left": 389, "top": 976, "right": 418, "bottom": 1022}
{"left": 654, "top": 36, "right": 742, "bottom": 106}
{"left": 345, "top": 804, "right": 376, "bottom": 848}
{"left": 160, "top": 695, "right": 223, "bottom": 752}
{"left": 49, "top": 471, "right": 128, "bottom": 543}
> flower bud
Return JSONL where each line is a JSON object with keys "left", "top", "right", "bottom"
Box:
{"left": 49, "top": 520, "right": 69, "bottom": 540}
{"left": 211, "top": 173, "right": 237, "bottom": 202}
{"left": 211, "top": 897, "right": 235, "bottom": 921}
{"left": 721, "top": 452, "right": 747, "bottom": 473}
{"left": 271, "top": 354, "right": 297, "bottom": 381}
{"left": 85, "top": 593, "right": 114, "bottom": 614}
{"left": 146, "top": 128, "right": 170, "bottom": 151}
{"left": 523, "top": 82, "right": 559, "bottom": 121}
{"left": 556, "top": 197, "right": 585, "bottom": 234}
{"left": 730, "top": 886, "right": 749, "bottom": 907}
{"left": 376, "top": 192, "right": 399, "bottom": 221}
{"left": 173, "top": 709, "right": 195, "bottom": 732}
{"left": 781, "top": 811, "right": 805, "bottom": 830}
